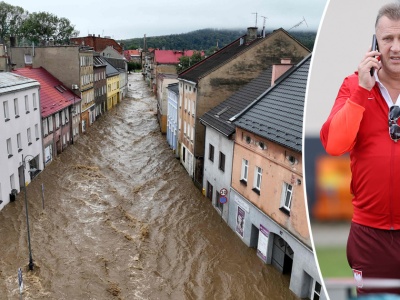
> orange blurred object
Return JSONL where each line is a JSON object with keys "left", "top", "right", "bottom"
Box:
{"left": 313, "top": 155, "right": 353, "bottom": 220}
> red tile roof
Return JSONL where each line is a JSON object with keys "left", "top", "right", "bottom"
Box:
{"left": 70, "top": 36, "right": 123, "bottom": 54}
{"left": 154, "top": 50, "right": 203, "bottom": 64}
{"left": 13, "top": 67, "right": 81, "bottom": 118}
{"left": 126, "top": 50, "right": 140, "bottom": 56}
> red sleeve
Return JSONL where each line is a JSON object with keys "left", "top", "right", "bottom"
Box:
{"left": 320, "top": 76, "right": 369, "bottom": 156}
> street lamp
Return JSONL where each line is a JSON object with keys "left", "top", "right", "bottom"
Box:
{"left": 21, "top": 154, "right": 36, "bottom": 271}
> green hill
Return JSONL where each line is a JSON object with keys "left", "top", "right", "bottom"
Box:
{"left": 119, "top": 28, "right": 317, "bottom": 54}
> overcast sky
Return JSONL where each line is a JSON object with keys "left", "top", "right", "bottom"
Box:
{"left": 5, "top": 0, "right": 328, "bottom": 40}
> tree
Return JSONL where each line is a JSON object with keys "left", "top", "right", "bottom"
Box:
{"left": 177, "top": 51, "right": 203, "bottom": 73}
{"left": 19, "top": 11, "right": 78, "bottom": 45}
{"left": 0, "top": 2, "right": 27, "bottom": 43}
{"left": 127, "top": 61, "right": 141, "bottom": 73}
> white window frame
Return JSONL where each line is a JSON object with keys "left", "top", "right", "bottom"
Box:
{"left": 35, "top": 124, "right": 39, "bottom": 140}
{"left": 241, "top": 159, "right": 248, "bottom": 182}
{"left": 14, "top": 98, "right": 19, "bottom": 117}
{"left": 10, "top": 173, "right": 15, "bottom": 189}
{"left": 253, "top": 166, "right": 262, "bottom": 192}
{"left": 43, "top": 119, "right": 48, "bottom": 136}
{"left": 55, "top": 113, "right": 60, "bottom": 128}
{"left": 33, "top": 93, "right": 37, "bottom": 110}
{"left": 27, "top": 128, "right": 32, "bottom": 145}
{"left": 25, "top": 95, "right": 29, "bottom": 113}
{"left": 17, "top": 133, "right": 22, "bottom": 151}
{"left": 280, "top": 182, "right": 293, "bottom": 213}
{"left": 48, "top": 117, "right": 53, "bottom": 133}
{"left": 7, "top": 138, "right": 12, "bottom": 157}
{"left": 310, "top": 280, "right": 321, "bottom": 300}
{"left": 3, "top": 100, "right": 9, "bottom": 120}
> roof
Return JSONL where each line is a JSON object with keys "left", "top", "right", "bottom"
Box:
{"left": 125, "top": 50, "right": 140, "bottom": 56}
{"left": 0, "top": 72, "right": 39, "bottom": 94}
{"left": 154, "top": 50, "right": 199, "bottom": 64}
{"left": 71, "top": 36, "right": 123, "bottom": 54}
{"left": 13, "top": 67, "right": 81, "bottom": 118}
{"left": 232, "top": 54, "right": 312, "bottom": 153}
{"left": 167, "top": 82, "right": 179, "bottom": 94}
{"left": 93, "top": 55, "right": 107, "bottom": 67}
{"left": 95, "top": 56, "right": 119, "bottom": 77}
{"left": 179, "top": 28, "right": 307, "bottom": 83}
{"left": 199, "top": 67, "right": 274, "bottom": 137}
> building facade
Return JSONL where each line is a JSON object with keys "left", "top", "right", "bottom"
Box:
{"left": 10, "top": 45, "right": 95, "bottom": 134}
{"left": 157, "top": 73, "right": 178, "bottom": 133}
{"left": 228, "top": 55, "right": 324, "bottom": 300}
{"left": 0, "top": 73, "right": 43, "bottom": 210}
{"left": 178, "top": 28, "right": 310, "bottom": 187}
{"left": 166, "top": 83, "right": 179, "bottom": 154}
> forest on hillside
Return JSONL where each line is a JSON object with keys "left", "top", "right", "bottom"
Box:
{"left": 119, "top": 29, "right": 317, "bottom": 55}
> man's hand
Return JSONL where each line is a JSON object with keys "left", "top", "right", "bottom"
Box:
{"left": 358, "top": 47, "right": 381, "bottom": 90}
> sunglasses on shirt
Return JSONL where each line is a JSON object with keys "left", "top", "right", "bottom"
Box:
{"left": 389, "top": 105, "right": 400, "bottom": 142}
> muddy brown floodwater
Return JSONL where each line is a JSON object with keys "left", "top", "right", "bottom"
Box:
{"left": 0, "top": 73, "right": 300, "bottom": 300}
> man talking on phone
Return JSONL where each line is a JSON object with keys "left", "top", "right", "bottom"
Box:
{"left": 321, "top": 2, "right": 400, "bottom": 296}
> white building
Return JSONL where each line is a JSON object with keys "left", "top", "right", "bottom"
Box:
{"left": 0, "top": 73, "right": 43, "bottom": 210}
{"left": 166, "top": 83, "right": 179, "bottom": 154}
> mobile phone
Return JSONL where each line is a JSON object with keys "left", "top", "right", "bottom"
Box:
{"left": 370, "top": 34, "right": 377, "bottom": 76}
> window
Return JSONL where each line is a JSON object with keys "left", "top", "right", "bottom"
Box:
{"left": 219, "top": 152, "right": 225, "bottom": 172}
{"left": 25, "top": 95, "right": 29, "bottom": 113}
{"left": 14, "top": 98, "right": 19, "bottom": 117}
{"left": 48, "top": 117, "right": 53, "bottom": 133}
{"left": 311, "top": 281, "right": 321, "bottom": 300}
{"left": 216, "top": 190, "right": 222, "bottom": 211}
{"left": 27, "top": 128, "right": 32, "bottom": 145}
{"left": 207, "top": 181, "right": 213, "bottom": 201}
{"left": 43, "top": 119, "right": 48, "bottom": 136}
{"left": 55, "top": 113, "right": 60, "bottom": 128}
{"left": 241, "top": 159, "right": 248, "bottom": 184}
{"left": 6, "top": 138, "right": 12, "bottom": 158}
{"left": 253, "top": 166, "right": 262, "bottom": 194}
{"left": 209, "top": 144, "right": 214, "bottom": 162}
{"left": 182, "top": 147, "right": 186, "bottom": 162}
{"left": 10, "top": 173, "right": 15, "bottom": 190}
{"left": 3, "top": 100, "right": 9, "bottom": 121}
{"left": 61, "top": 110, "right": 65, "bottom": 125}
{"left": 35, "top": 124, "right": 39, "bottom": 140}
{"left": 33, "top": 93, "right": 37, "bottom": 110}
{"left": 280, "top": 182, "right": 293, "bottom": 214}
{"left": 17, "top": 133, "right": 22, "bottom": 152}
{"left": 24, "top": 54, "right": 32, "bottom": 64}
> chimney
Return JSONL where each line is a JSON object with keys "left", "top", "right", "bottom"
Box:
{"left": 246, "top": 27, "right": 258, "bottom": 44}
{"left": 271, "top": 58, "right": 293, "bottom": 86}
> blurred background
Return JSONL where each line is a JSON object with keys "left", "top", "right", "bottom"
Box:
{"left": 304, "top": 0, "right": 397, "bottom": 298}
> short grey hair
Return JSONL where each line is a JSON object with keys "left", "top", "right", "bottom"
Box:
{"left": 376, "top": 2, "right": 400, "bottom": 28}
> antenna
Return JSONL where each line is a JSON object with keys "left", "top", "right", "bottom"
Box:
{"left": 287, "top": 16, "right": 308, "bottom": 31}
{"left": 261, "top": 15, "right": 268, "bottom": 37}
{"left": 252, "top": 12, "right": 258, "bottom": 27}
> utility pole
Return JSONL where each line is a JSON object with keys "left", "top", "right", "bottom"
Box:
{"left": 252, "top": 12, "right": 258, "bottom": 27}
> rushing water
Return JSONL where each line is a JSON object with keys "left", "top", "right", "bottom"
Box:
{"left": 0, "top": 73, "right": 299, "bottom": 300}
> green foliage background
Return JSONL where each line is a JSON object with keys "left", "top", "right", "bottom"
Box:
{"left": 119, "top": 29, "right": 317, "bottom": 54}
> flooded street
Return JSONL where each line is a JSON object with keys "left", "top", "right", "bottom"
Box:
{"left": 0, "top": 73, "right": 299, "bottom": 300}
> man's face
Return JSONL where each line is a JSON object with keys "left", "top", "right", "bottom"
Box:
{"left": 376, "top": 16, "right": 400, "bottom": 77}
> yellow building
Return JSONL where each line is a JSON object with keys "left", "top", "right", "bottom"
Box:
{"left": 107, "top": 74, "right": 119, "bottom": 110}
